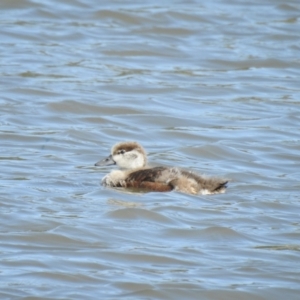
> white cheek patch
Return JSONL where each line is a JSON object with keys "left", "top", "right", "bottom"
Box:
{"left": 112, "top": 154, "right": 124, "bottom": 165}
{"left": 129, "top": 153, "right": 137, "bottom": 159}
{"left": 111, "top": 149, "right": 146, "bottom": 169}
{"left": 129, "top": 152, "right": 145, "bottom": 168}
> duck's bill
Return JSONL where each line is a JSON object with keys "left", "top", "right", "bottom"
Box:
{"left": 95, "top": 155, "right": 116, "bottom": 166}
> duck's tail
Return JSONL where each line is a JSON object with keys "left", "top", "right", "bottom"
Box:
{"left": 178, "top": 170, "right": 228, "bottom": 195}
{"left": 209, "top": 179, "right": 228, "bottom": 194}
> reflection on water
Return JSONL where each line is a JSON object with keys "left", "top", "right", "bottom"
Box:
{"left": 1, "top": 0, "right": 300, "bottom": 299}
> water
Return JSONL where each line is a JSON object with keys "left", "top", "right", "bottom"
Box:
{"left": 1, "top": 0, "right": 300, "bottom": 299}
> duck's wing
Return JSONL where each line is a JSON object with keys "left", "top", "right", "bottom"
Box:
{"left": 126, "top": 167, "right": 170, "bottom": 182}
{"left": 125, "top": 167, "right": 174, "bottom": 192}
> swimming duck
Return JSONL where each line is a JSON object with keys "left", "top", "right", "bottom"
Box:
{"left": 95, "top": 141, "right": 227, "bottom": 195}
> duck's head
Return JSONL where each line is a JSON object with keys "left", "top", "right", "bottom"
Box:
{"left": 95, "top": 141, "right": 147, "bottom": 169}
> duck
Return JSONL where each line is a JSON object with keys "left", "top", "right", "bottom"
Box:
{"left": 94, "top": 141, "right": 228, "bottom": 195}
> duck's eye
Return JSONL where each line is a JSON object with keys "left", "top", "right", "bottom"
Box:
{"left": 118, "top": 150, "right": 125, "bottom": 155}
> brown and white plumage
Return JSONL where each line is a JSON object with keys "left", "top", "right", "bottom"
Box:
{"left": 95, "top": 141, "right": 228, "bottom": 195}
